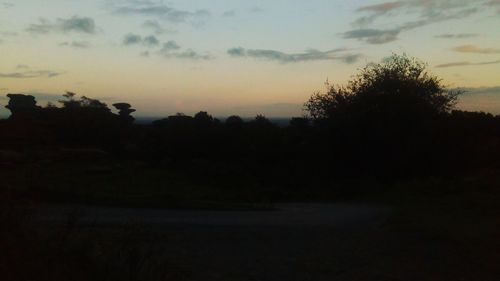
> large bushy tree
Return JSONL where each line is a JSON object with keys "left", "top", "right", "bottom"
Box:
{"left": 305, "top": 54, "right": 460, "bottom": 123}
{"left": 304, "top": 54, "right": 463, "bottom": 177}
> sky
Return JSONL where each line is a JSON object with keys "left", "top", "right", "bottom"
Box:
{"left": 1, "top": 0, "right": 499, "bottom": 117}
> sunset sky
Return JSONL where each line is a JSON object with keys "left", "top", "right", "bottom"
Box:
{"left": 1, "top": 0, "right": 499, "bottom": 117}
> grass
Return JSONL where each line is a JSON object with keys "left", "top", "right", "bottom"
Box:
{"left": 0, "top": 196, "right": 189, "bottom": 281}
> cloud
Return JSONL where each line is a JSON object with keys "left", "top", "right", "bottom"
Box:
{"left": 250, "top": 7, "right": 264, "bottom": 13}
{"left": 0, "top": 31, "right": 18, "bottom": 37}
{"left": 458, "top": 86, "right": 500, "bottom": 95}
{"left": 357, "top": 2, "right": 404, "bottom": 13}
{"left": 16, "top": 64, "right": 29, "bottom": 69}
{"left": 228, "top": 47, "right": 361, "bottom": 64}
{"left": 122, "top": 33, "right": 159, "bottom": 47}
{"left": 435, "top": 33, "right": 479, "bottom": 39}
{"left": 143, "top": 35, "right": 159, "bottom": 47}
{"left": 142, "top": 20, "right": 174, "bottom": 34}
{"left": 486, "top": 0, "right": 500, "bottom": 12}
{"left": 110, "top": 0, "right": 210, "bottom": 25}
{"left": 156, "top": 40, "right": 211, "bottom": 60}
{"left": 26, "top": 16, "right": 96, "bottom": 34}
{"left": 2, "top": 2, "right": 13, "bottom": 9}
{"left": 173, "top": 49, "right": 213, "bottom": 60}
{"left": 456, "top": 85, "right": 500, "bottom": 114}
{"left": 453, "top": 44, "right": 500, "bottom": 54}
{"left": 346, "top": 1, "right": 488, "bottom": 44}
{"left": 353, "top": 1, "right": 404, "bottom": 25}
{"left": 59, "top": 16, "right": 96, "bottom": 33}
{"left": 123, "top": 33, "right": 142, "bottom": 45}
{"left": 59, "top": 41, "right": 91, "bottom": 49}
{"left": 121, "top": 37, "right": 211, "bottom": 60}
{"left": 435, "top": 59, "right": 500, "bottom": 68}
{"left": 222, "top": 10, "right": 236, "bottom": 17}
{"left": 0, "top": 70, "right": 62, "bottom": 78}
{"left": 161, "top": 49, "right": 212, "bottom": 60}
{"left": 160, "top": 40, "right": 180, "bottom": 53}
{"left": 342, "top": 29, "right": 399, "bottom": 44}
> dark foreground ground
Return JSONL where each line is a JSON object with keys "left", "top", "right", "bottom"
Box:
{"left": 3, "top": 202, "right": 495, "bottom": 281}
{"left": 1, "top": 150, "right": 499, "bottom": 280}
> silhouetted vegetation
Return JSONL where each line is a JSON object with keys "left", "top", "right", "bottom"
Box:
{"left": 1, "top": 54, "right": 499, "bottom": 281}
{"left": 1, "top": 54, "right": 500, "bottom": 203}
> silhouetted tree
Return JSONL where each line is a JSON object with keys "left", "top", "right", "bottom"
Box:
{"left": 79, "top": 96, "right": 110, "bottom": 111}
{"left": 58, "top": 91, "right": 79, "bottom": 109}
{"left": 290, "top": 117, "right": 310, "bottom": 128}
{"left": 194, "top": 111, "right": 214, "bottom": 126}
{"left": 225, "top": 115, "right": 244, "bottom": 126}
{"left": 252, "top": 114, "right": 272, "bottom": 126}
{"left": 5, "top": 94, "right": 40, "bottom": 119}
{"left": 305, "top": 54, "right": 463, "bottom": 178}
{"left": 305, "top": 54, "right": 460, "bottom": 122}
{"left": 58, "top": 92, "right": 110, "bottom": 113}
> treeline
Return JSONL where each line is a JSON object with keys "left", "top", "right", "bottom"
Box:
{"left": 1, "top": 55, "right": 500, "bottom": 189}
{"left": 1, "top": 92, "right": 500, "bottom": 181}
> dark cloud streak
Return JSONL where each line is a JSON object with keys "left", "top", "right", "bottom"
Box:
{"left": 435, "top": 33, "right": 479, "bottom": 39}
{"left": 59, "top": 41, "right": 91, "bottom": 49}
{"left": 110, "top": 1, "right": 210, "bottom": 24}
{"left": 123, "top": 33, "right": 159, "bottom": 47}
{"left": 227, "top": 47, "right": 361, "bottom": 64}
{"left": 26, "top": 16, "right": 96, "bottom": 34}
{"left": 436, "top": 60, "right": 500, "bottom": 68}
{"left": 0, "top": 70, "right": 62, "bottom": 78}
{"left": 346, "top": 1, "right": 488, "bottom": 44}
{"left": 453, "top": 45, "right": 500, "bottom": 54}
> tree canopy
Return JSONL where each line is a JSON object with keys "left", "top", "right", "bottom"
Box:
{"left": 305, "top": 54, "right": 460, "bottom": 122}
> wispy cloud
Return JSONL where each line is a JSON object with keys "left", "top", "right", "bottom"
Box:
{"left": 250, "top": 7, "right": 264, "bottom": 13}
{"left": 453, "top": 44, "right": 500, "bottom": 54}
{"left": 143, "top": 35, "right": 159, "bottom": 47}
{"left": 156, "top": 40, "right": 211, "bottom": 60}
{"left": 26, "top": 16, "right": 97, "bottom": 34}
{"left": 160, "top": 40, "right": 180, "bottom": 53}
{"left": 353, "top": 1, "right": 404, "bottom": 25}
{"left": 122, "top": 33, "right": 159, "bottom": 47}
{"left": 436, "top": 59, "right": 500, "bottom": 68}
{"left": 1, "top": 2, "right": 13, "bottom": 9}
{"left": 342, "top": 29, "right": 399, "bottom": 44}
{"left": 123, "top": 33, "right": 141, "bottom": 45}
{"left": 173, "top": 49, "right": 213, "bottom": 60}
{"left": 227, "top": 47, "right": 361, "bottom": 64}
{"left": 110, "top": 0, "right": 210, "bottom": 25}
{"left": 435, "top": 33, "right": 479, "bottom": 39}
{"left": 222, "top": 10, "right": 236, "bottom": 17}
{"left": 486, "top": 0, "right": 500, "bottom": 12}
{"left": 357, "top": 2, "right": 403, "bottom": 13}
{"left": 458, "top": 86, "right": 500, "bottom": 95}
{"left": 0, "top": 70, "right": 62, "bottom": 78}
{"left": 0, "top": 31, "right": 18, "bottom": 37}
{"left": 142, "top": 20, "right": 174, "bottom": 34}
{"left": 59, "top": 41, "right": 91, "bottom": 49}
{"left": 161, "top": 49, "right": 212, "bottom": 60}
{"left": 345, "top": 1, "right": 488, "bottom": 44}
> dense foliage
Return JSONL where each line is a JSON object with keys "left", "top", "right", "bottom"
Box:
{"left": 1, "top": 55, "right": 500, "bottom": 201}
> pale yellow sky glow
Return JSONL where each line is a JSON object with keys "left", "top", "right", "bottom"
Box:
{"left": 1, "top": 0, "right": 499, "bottom": 117}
